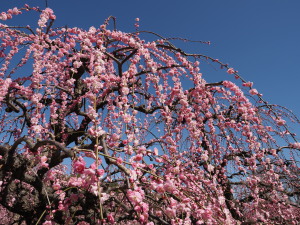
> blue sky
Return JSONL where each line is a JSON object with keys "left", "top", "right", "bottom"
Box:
{"left": 1, "top": 0, "right": 300, "bottom": 133}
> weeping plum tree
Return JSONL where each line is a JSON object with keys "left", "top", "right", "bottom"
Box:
{"left": 0, "top": 5, "right": 299, "bottom": 225}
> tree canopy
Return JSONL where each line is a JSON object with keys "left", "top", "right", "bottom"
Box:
{"left": 0, "top": 5, "right": 299, "bottom": 225}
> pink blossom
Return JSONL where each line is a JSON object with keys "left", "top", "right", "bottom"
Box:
{"left": 207, "top": 164, "right": 214, "bottom": 172}
{"left": 165, "top": 207, "right": 176, "bottom": 218}
{"left": 68, "top": 177, "right": 83, "bottom": 187}
{"left": 73, "top": 157, "right": 86, "bottom": 174}
{"left": 111, "top": 133, "right": 119, "bottom": 142}
{"left": 100, "top": 192, "right": 109, "bottom": 203}
{"left": 40, "top": 156, "right": 49, "bottom": 168}
{"left": 156, "top": 210, "right": 163, "bottom": 217}
{"left": 156, "top": 184, "right": 165, "bottom": 193}
{"left": 138, "top": 146, "right": 147, "bottom": 154}
{"left": 201, "top": 153, "right": 208, "bottom": 161}
{"left": 164, "top": 180, "right": 176, "bottom": 193}
{"left": 201, "top": 209, "right": 213, "bottom": 220}
{"left": 97, "top": 169, "right": 104, "bottom": 176}
{"left": 243, "top": 81, "right": 253, "bottom": 87}
{"left": 116, "top": 157, "right": 123, "bottom": 164}
{"left": 90, "top": 162, "right": 97, "bottom": 170}
{"left": 134, "top": 205, "right": 142, "bottom": 212}
{"left": 276, "top": 119, "right": 286, "bottom": 126}
{"left": 73, "top": 60, "right": 82, "bottom": 69}
{"left": 90, "top": 184, "right": 99, "bottom": 196}
{"left": 88, "top": 126, "right": 105, "bottom": 137}
{"left": 134, "top": 154, "right": 143, "bottom": 161}
{"left": 153, "top": 147, "right": 159, "bottom": 156}
{"left": 83, "top": 168, "right": 95, "bottom": 176}
{"left": 0, "top": 12, "right": 8, "bottom": 21}
{"left": 121, "top": 86, "right": 129, "bottom": 95}
{"left": 52, "top": 183, "right": 61, "bottom": 190}
{"left": 12, "top": 7, "right": 21, "bottom": 15}
{"left": 249, "top": 89, "right": 258, "bottom": 95}
{"left": 227, "top": 67, "right": 235, "bottom": 74}
{"left": 289, "top": 142, "right": 300, "bottom": 149}
{"left": 107, "top": 213, "right": 115, "bottom": 224}
{"left": 123, "top": 114, "right": 131, "bottom": 123}
{"left": 41, "top": 155, "right": 48, "bottom": 163}
{"left": 127, "top": 190, "right": 143, "bottom": 205}
{"left": 155, "top": 157, "right": 163, "bottom": 163}
{"left": 58, "top": 202, "right": 65, "bottom": 211}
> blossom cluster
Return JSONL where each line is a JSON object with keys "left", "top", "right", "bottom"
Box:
{"left": 0, "top": 4, "right": 299, "bottom": 225}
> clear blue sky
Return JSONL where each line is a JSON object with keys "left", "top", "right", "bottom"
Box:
{"left": 1, "top": 0, "right": 300, "bottom": 130}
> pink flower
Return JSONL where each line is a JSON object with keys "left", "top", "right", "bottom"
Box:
{"left": 156, "top": 210, "right": 163, "bottom": 217}
{"left": 107, "top": 213, "right": 115, "bottom": 224}
{"left": 116, "top": 157, "right": 123, "bottom": 164}
{"left": 68, "top": 177, "right": 83, "bottom": 186}
{"left": 227, "top": 68, "right": 235, "bottom": 74}
{"left": 83, "top": 168, "right": 95, "bottom": 175}
{"left": 138, "top": 146, "right": 147, "bottom": 154}
{"left": 0, "top": 12, "right": 8, "bottom": 21}
{"left": 90, "top": 162, "right": 97, "bottom": 169}
{"left": 134, "top": 154, "right": 143, "bottom": 161}
{"left": 201, "top": 209, "right": 213, "bottom": 220}
{"left": 100, "top": 192, "right": 109, "bottom": 203}
{"left": 41, "top": 156, "right": 47, "bottom": 162}
{"left": 121, "top": 86, "right": 129, "bottom": 95}
{"left": 90, "top": 184, "right": 99, "bottom": 196}
{"left": 276, "top": 119, "right": 286, "bottom": 126}
{"left": 12, "top": 7, "right": 21, "bottom": 15}
{"left": 165, "top": 207, "right": 176, "bottom": 218}
{"left": 40, "top": 156, "right": 49, "bottom": 168}
{"left": 73, "top": 61, "right": 82, "bottom": 69}
{"left": 111, "top": 133, "right": 119, "bottom": 141}
{"left": 155, "top": 157, "right": 163, "bottom": 163}
{"left": 73, "top": 157, "right": 86, "bottom": 174}
{"left": 270, "top": 148, "right": 277, "bottom": 156}
{"left": 289, "top": 142, "right": 300, "bottom": 149}
{"left": 127, "top": 190, "right": 143, "bottom": 205}
{"left": 52, "top": 183, "right": 61, "bottom": 190}
{"left": 164, "top": 180, "right": 176, "bottom": 193}
{"left": 58, "top": 203, "right": 65, "bottom": 210}
{"left": 201, "top": 153, "right": 208, "bottom": 161}
{"left": 134, "top": 205, "right": 142, "bottom": 212}
{"left": 97, "top": 169, "right": 105, "bottom": 176}
{"left": 153, "top": 147, "right": 159, "bottom": 156}
{"left": 207, "top": 164, "right": 214, "bottom": 172}
{"left": 156, "top": 184, "right": 165, "bottom": 193}
{"left": 123, "top": 114, "right": 131, "bottom": 123}
{"left": 242, "top": 81, "right": 253, "bottom": 87}
{"left": 249, "top": 89, "right": 258, "bottom": 95}
{"left": 141, "top": 202, "right": 149, "bottom": 213}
